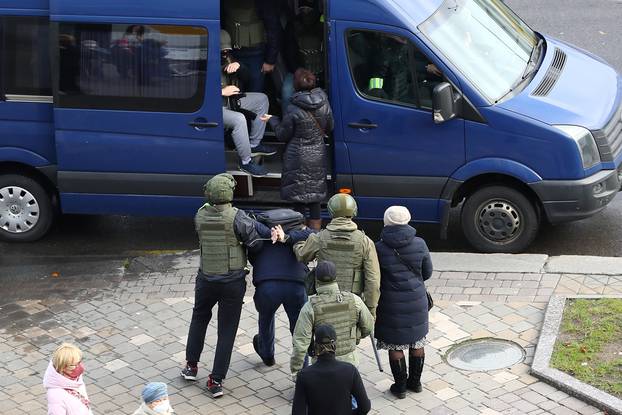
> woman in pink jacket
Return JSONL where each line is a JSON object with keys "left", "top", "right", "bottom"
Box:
{"left": 43, "top": 343, "right": 93, "bottom": 415}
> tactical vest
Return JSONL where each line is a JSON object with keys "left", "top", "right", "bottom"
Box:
{"left": 295, "top": 22, "right": 323, "bottom": 77}
{"left": 317, "top": 229, "right": 366, "bottom": 295}
{"left": 196, "top": 205, "right": 247, "bottom": 275}
{"left": 311, "top": 291, "right": 358, "bottom": 357}
{"left": 224, "top": 0, "right": 266, "bottom": 49}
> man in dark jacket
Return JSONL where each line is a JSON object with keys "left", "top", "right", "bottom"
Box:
{"left": 249, "top": 208, "right": 315, "bottom": 366}
{"left": 292, "top": 324, "right": 371, "bottom": 415}
{"left": 374, "top": 206, "right": 433, "bottom": 398}
{"left": 181, "top": 173, "right": 264, "bottom": 399}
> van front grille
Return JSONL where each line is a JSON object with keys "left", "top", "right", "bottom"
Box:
{"left": 531, "top": 48, "right": 566, "bottom": 97}
{"left": 592, "top": 103, "right": 622, "bottom": 163}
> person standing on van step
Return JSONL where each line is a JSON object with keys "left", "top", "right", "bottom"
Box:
{"left": 281, "top": 0, "right": 325, "bottom": 114}
{"left": 222, "top": 0, "right": 282, "bottom": 93}
{"left": 221, "top": 30, "right": 277, "bottom": 177}
{"left": 248, "top": 208, "right": 316, "bottom": 367}
{"left": 181, "top": 173, "right": 265, "bottom": 399}
{"left": 292, "top": 324, "right": 371, "bottom": 415}
{"left": 290, "top": 261, "right": 374, "bottom": 378}
{"left": 292, "top": 193, "right": 381, "bottom": 317}
{"left": 269, "top": 68, "right": 333, "bottom": 231}
{"left": 375, "top": 206, "right": 432, "bottom": 399}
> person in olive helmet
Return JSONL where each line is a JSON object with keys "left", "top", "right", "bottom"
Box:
{"left": 181, "top": 173, "right": 264, "bottom": 399}
{"left": 291, "top": 193, "right": 381, "bottom": 317}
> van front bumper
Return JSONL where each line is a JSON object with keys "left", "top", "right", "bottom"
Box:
{"left": 529, "top": 167, "right": 622, "bottom": 224}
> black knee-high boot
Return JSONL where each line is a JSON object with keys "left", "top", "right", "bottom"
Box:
{"left": 389, "top": 357, "right": 408, "bottom": 399}
{"left": 407, "top": 355, "right": 425, "bottom": 392}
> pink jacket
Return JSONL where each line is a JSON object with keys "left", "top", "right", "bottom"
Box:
{"left": 43, "top": 361, "right": 94, "bottom": 415}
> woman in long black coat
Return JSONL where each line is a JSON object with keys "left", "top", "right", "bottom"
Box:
{"left": 375, "top": 206, "right": 433, "bottom": 399}
{"left": 273, "top": 68, "right": 334, "bottom": 231}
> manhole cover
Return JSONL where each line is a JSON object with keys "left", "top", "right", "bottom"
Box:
{"left": 445, "top": 338, "right": 525, "bottom": 371}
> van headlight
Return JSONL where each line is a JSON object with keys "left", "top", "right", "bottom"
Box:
{"left": 554, "top": 125, "right": 601, "bottom": 169}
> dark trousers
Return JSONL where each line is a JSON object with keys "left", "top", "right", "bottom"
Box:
{"left": 185, "top": 274, "right": 246, "bottom": 381}
{"left": 233, "top": 46, "right": 265, "bottom": 93}
{"left": 293, "top": 202, "right": 322, "bottom": 220}
{"left": 253, "top": 280, "right": 307, "bottom": 359}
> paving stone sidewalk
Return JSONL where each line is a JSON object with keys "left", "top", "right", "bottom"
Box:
{"left": 1, "top": 255, "right": 621, "bottom": 415}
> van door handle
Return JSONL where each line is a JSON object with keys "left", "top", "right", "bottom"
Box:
{"left": 189, "top": 121, "right": 219, "bottom": 129}
{"left": 348, "top": 122, "right": 378, "bottom": 130}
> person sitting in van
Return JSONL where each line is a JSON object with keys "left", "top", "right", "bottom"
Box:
{"left": 222, "top": 0, "right": 282, "bottom": 93}
{"left": 281, "top": 0, "right": 325, "bottom": 114}
{"left": 221, "top": 30, "right": 276, "bottom": 177}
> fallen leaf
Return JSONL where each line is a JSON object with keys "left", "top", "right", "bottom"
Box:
{"left": 580, "top": 346, "right": 588, "bottom": 353}
{"left": 51, "top": 272, "right": 60, "bottom": 278}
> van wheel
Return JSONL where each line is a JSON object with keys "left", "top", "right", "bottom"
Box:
{"left": 461, "top": 186, "right": 539, "bottom": 253}
{"left": 0, "top": 175, "right": 53, "bottom": 242}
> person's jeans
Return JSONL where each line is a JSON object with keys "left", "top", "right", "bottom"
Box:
{"left": 222, "top": 92, "right": 269, "bottom": 164}
{"left": 281, "top": 72, "right": 295, "bottom": 114}
{"left": 253, "top": 280, "right": 307, "bottom": 359}
{"left": 185, "top": 275, "right": 246, "bottom": 381}
{"left": 233, "top": 46, "right": 265, "bottom": 92}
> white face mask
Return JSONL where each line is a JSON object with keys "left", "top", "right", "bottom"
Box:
{"left": 153, "top": 400, "right": 173, "bottom": 414}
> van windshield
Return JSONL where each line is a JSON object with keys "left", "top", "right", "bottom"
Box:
{"left": 419, "top": 0, "right": 538, "bottom": 103}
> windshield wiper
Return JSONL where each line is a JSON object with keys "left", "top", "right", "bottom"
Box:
{"left": 521, "top": 37, "right": 544, "bottom": 80}
{"left": 495, "top": 37, "right": 543, "bottom": 103}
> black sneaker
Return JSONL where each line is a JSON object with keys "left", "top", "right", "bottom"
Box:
{"left": 251, "top": 144, "right": 277, "bottom": 157}
{"left": 239, "top": 160, "right": 268, "bottom": 177}
{"left": 181, "top": 363, "right": 198, "bottom": 381}
{"left": 253, "top": 334, "right": 275, "bottom": 367}
{"left": 207, "top": 375, "right": 224, "bottom": 398}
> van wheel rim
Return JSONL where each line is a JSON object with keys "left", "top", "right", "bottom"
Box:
{"left": 476, "top": 199, "right": 521, "bottom": 243}
{"left": 0, "top": 186, "right": 40, "bottom": 233}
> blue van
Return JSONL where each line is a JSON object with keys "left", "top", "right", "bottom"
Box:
{"left": 1, "top": 0, "right": 621, "bottom": 252}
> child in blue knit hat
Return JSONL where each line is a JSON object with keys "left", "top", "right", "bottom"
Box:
{"left": 133, "top": 382, "right": 174, "bottom": 414}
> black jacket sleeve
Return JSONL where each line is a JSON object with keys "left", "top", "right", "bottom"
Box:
{"left": 291, "top": 374, "right": 308, "bottom": 415}
{"left": 234, "top": 210, "right": 264, "bottom": 254}
{"left": 283, "top": 20, "right": 301, "bottom": 73}
{"left": 256, "top": 0, "right": 283, "bottom": 65}
{"left": 351, "top": 367, "right": 371, "bottom": 414}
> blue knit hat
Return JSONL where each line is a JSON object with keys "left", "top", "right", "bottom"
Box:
{"left": 142, "top": 382, "right": 168, "bottom": 404}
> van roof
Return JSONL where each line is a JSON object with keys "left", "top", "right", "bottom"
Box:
{"left": 329, "top": 0, "right": 444, "bottom": 28}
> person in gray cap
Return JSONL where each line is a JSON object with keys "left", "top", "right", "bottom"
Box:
{"left": 290, "top": 260, "right": 374, "bottom": 378}
{"left": 181, "top": 173, "right": 264, "bottom": 399}
{"left": 292, "top": 324, "right": 371, "bottom": 415}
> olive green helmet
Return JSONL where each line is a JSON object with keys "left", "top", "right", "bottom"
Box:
{"left": 327, "top": 193, "right": 358, "bottom": 218}
{"left": 204, "top": 173, "right": 236, "bottom": 205}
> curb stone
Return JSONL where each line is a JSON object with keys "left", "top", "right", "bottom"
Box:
{"left": 531, "top": 295, "right": 622, "bottom": 415}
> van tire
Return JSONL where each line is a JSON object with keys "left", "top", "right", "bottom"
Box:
{"left": 0, "top": 174, "right": 54, "bottom": 242}
{"left": 461, "top": 186, "right": 539, "bottom": 253}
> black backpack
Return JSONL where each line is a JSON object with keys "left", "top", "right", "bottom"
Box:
{"left": 255, "top": 209, "right": 305, "bottom": 232}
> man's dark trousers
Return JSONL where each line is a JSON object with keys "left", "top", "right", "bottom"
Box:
{"left": 185, "top": 274, "right": 246, "bottom": 381}
{"left": 254, "top": 280, "right": 307, "bottom": 359}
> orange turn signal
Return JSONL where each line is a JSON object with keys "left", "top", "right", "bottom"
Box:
{"left": 339, "top": 188, "right": 352, "bottom": 194}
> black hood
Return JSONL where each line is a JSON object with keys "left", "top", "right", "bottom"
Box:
{"left": 291, "top": 88, "right": 328, "bottom": 111}
{"left": 380, "top": 224, "right": 417, "bottom": 249}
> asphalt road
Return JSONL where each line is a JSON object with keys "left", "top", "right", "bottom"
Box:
{"left": 1, "top": 0, "right": 621, "bottom": 275}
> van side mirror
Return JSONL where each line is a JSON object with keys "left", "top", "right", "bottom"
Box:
{"left": 432, "top": 82, "right": 457, "bottom": 124}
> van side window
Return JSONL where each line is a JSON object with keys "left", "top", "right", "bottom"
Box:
{"left": 1, "top": 16, "right": 52, "bottom": 97}
{"left": 56, "top": 24, "right": 208, "bottom": 113}
{"left": 346, "top": 30, "right": 442, "bottom": 110}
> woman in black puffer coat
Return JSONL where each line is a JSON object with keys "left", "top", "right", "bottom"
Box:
{"left": 375, "top": 206, "right": 433, "bottom": 399}
{"left": 274, "top": 68, "right": 333, "bottom": 231}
